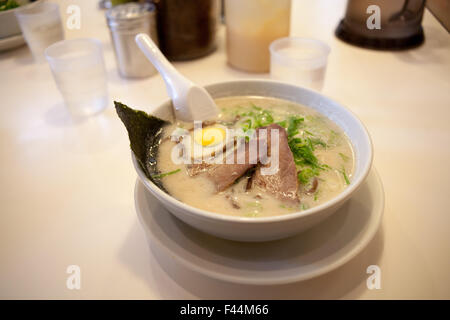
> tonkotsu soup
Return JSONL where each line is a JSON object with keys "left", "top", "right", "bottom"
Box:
{"left": 155, "top": 96, "right": 354, "bottom": 217}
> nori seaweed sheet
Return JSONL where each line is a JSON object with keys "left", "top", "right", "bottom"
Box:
{"left": 114, "top": 101, "right": 170, "bottom": 192}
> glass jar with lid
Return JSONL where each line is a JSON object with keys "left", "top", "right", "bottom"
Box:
{"left": 153, "top": 0, "right": 219, "bottom": 61}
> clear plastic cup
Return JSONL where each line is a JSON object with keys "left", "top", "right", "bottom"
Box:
{"left": 45, "top": 39, "right": 108, "bottom": 117}
{"left": 270, "top": 37, "right": 331, "bottom": 91}
{"left": 15, "top": 2, "right": 64, "bottom": 62}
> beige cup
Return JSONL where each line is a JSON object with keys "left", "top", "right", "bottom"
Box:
{"left": 225, "top": 0, "right": 291, "bottom": 73}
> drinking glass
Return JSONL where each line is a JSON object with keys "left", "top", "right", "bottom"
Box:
{"left": 45, "top": 39, "right": 108, "bottom": 117}
{"left": 15, "top": 2, "right": 64, "bottom": 62}
{"left": 270, "top": 37, "right": 330, "bottom": 92}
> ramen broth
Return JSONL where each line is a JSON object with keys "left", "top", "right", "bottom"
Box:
{"left": 156, "top": 96, "right": 354, "bottom": 217}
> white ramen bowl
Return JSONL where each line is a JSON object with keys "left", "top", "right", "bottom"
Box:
{"left": 132, "top": 80, "right": 373, "bottom": 242}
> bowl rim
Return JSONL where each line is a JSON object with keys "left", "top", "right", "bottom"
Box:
{"left": 133, "top": 79, "right": 373, "bottom": 224}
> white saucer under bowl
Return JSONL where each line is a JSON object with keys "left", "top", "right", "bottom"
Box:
{"left": 0, "top": 34, "right": 25, "bottom": 52}
{"left": 134, "top": 169, "right": 384, "bottom": 285}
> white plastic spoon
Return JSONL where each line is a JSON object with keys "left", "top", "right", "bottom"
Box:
{"left": 135, "top": 33, "right": 219, "bottom": 122}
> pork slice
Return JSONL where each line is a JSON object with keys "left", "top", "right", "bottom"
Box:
{"left": 253, "top": 124, "right": 299, "bottom": 203}
{"left": 185, "top": 124, "right": 299, "bottom": 200}
{"left": 186, "top": 162, "right": 212, "bottom": 176}
{"left": 207, "top": 141, "right": 257, "bottom": 192}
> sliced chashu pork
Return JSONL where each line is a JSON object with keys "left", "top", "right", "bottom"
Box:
{"left": 186, "top": 124, "right": 299, "bottom": 202}
{"left": 206, "top": 141, "right": 258, "bottom": 191}
{"left": 252, "top": 124, "right": 299, "bottom": 203}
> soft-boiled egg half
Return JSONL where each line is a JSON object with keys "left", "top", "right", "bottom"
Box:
{"left": 190, "top": 125, "right": 235, "bottom": 160}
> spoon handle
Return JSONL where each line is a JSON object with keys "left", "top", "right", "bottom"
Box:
{"left": 135, "top": 33, "right": 192, "bottom": 105}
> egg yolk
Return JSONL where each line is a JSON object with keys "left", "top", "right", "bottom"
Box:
{"left": 194, "top": 127, "right": 226, "bottom": 147}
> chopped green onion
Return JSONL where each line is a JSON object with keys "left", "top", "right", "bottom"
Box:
{"left": 289, "top": 137, "right": 319, "bottom": 167}
{"left": 341, "top": 167, "right": 350, "bottom": 185}
{"left": 245, "top": 201, "right": 262, "bottom": 209}
{"left": 298, "top": 167, "right": 319, "bottom": 185}
{"left": 339, "top": 152, "right": 350, "bottom": 162}
{"left": 244, "top": 212, "right": 259, "bottom": 217}
{"left": 151, "top": 169, "right": 181, "bottom": 179}
{"left": 276, "top": 120, "right": 287, "bottom": 128}
{"left": 287, "top": 116, "right": 304, "bottom": 137}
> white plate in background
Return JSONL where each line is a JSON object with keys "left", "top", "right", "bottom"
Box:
{"left": 0, "top": 34, "right": 25, "bottom": 52}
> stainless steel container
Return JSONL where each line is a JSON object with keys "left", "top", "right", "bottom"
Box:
{"left": 106, "top": 3, "right": 158, "bottom": 78}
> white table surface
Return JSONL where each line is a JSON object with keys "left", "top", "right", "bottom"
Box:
{"left": 1, "top": 0, "right": 449, "bottom": 299}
